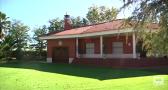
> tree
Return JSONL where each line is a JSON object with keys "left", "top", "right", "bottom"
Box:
{"left": 10, "top": 20, "right": 29, "bottom": 60}
{"left": 48, "top": 16, "right": 89, "bottom": 32}
{"left": 33, "top": 25, "right": 47, "bottom": 59}
{"left": 86, "top": 5, "right": 118, "bottom": 24}
{"left": 48, "top": 18, "right": 64, "bottom": 32}
{"left": 82, "top": 18, "right": 89, "bottom": 25}
{"left": 0, "top": 20, "right": 29, "bottom": 60}
{"left": 71, "top": 16, "right": 89, "bottom": 28}
{"left": 0, "top": 12, "right": 12, "bottom": 61}
{"left": 0, "top": 35, "right": 14, "bottom": 61}
{"left": 122, "top": 0, "right": 168, "bottom": 57}
{"left": 0, "top": 11, "right": 10, "bottom": 39}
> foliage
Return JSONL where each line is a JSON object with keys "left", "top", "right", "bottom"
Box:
{"left": 0, "top": 12, "right": 12, "bottom": 61}
{"left": 48, "top": 5, "right": 118, "bottom": 32}
{"left": 48, "top": 16, "right": 89, "bottom": 32}
{"left": 9, "top": 20, "right": 29, "bottom": 60}
{"left": 0, "top": 39, "right": 12, "bottom": 61}
{"left": 86, "top": 5, "right": 118, "bottom": 24}
{"left": 0, "top": 11, "right": 10, "bottom": 39}
{"left": 0, "top": 20, "right": 30, "bottom": 60}
{"left": 122, "top": 0, "right": 168, "bottom": 56}
{"left": 71, "top": 16, "right": 89, "bottom": 28}
{"left": 48, "top": 18, "right": 64, "bottom": 32}
{"left": 152, "top": 31, "right": 168, "bottom": 56}
{"left": 33, "top": 25, "right": 47, "bottom": 58}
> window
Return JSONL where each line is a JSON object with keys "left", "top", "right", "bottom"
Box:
{"left": 112, "top": 42, "right": 123, "bottom": 54}
{"left": 86, "top": 43, "right": 94, "bottom": 54}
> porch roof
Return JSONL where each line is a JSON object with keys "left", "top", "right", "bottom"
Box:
{"left": 39, "top": 19, "right": 159, "bottom": 40}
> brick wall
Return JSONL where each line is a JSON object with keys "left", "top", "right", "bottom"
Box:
{"left": 47, "top": 39, "right": 76, "bottom": 58}
{"left": 47, "top": 35, "right": 133, "bottom": 59}
{"left": 73, "top": 58, "right": 168, "bottom": 68}
{"left": 78, "top": 35, "right": 133, "bottom": 54}
{"left": 104, "top": 35, "right": 133, "bottom": 54}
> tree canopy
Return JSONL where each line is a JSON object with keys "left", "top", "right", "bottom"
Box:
{"left": 86, "top": 5, "right": 118, "bottom": 24}
{"left": 71, "top": 16, "right": 89, "bottom": 28}
{"left": 48, "top": 16, "right": 89, "bottom": 32}
{"left": 33, "top": 25, "right": 47, "bottom": 58}
{"left": 48, "top": 5, "right": 118, "bottom": 32}
{"left": 48, "top": 18, "right": 64, "bottom": 32}
{"left": 0, "top": 19, "right": 30, "bottom": 60}
{"left": 0, "top": 11, "right": 10, "bottom": 39}
{"left": 122, "top": 0, "right": 168, "bottom": 56}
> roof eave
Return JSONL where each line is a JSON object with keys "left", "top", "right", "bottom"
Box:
{"left": 39, "top": 28, "right": 134, "bottom": 40}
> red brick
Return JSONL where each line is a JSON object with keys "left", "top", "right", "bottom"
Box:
{"left": 47, "top": 39, "right": 76, "bottom": 58}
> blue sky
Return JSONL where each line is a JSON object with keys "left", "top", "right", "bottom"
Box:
{"left": 0, "top": 0, "right": 134, "bottom": 28}
{"left": 0, "top": 0, "right": 134, "bottom": 44}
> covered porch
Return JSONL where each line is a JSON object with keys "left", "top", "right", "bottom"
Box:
{"left": 75, "top": 32, "right": 137, "bottom": 59}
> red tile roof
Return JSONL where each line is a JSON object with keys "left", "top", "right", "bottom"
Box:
{"left": 48, "top": 19, "right": 159, "bottom": 36}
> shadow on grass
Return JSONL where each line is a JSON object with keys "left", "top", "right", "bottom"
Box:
{"left": 0, "top": 62, "right": 167, "bottom": 80}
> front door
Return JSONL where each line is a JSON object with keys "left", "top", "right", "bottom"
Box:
{"left": 52, "top": 47, "right": 69, "bottom": 63}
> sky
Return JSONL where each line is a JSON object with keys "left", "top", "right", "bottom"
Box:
{"left": 0, "top": 0, "right": 134, "bottom": 39}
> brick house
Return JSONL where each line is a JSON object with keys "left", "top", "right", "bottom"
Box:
{"left": 40, "top": 15, "right": 158, "bottom": 64}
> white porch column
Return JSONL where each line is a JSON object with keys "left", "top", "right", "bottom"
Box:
{"left": 132, "top": 32, "right": 136, "bottom": 58}
{"left": 76, "top": 38, "right": 79, "bottom": 58}
{"left": 100, "top": 36, "right": 103, "bottom": 58}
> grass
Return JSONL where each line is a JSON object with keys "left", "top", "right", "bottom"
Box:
{"left": 0, "top": 62, "right": 168, "bottom": 90}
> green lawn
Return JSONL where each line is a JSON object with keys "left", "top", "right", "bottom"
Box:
{"left": 0, "top": 62, "right": 168, "bottom": 90}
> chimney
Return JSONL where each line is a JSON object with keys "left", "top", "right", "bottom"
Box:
{"left": 64, "top": 14, "right": 72, "bottom": 30}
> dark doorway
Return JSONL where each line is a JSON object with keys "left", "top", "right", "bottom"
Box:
{"left": 52, "top": 47, "right": 69, "bottom": 63}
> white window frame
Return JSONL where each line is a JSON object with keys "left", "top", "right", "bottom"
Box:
{"left": 86, "top": 43, "right": 94, "bottom": 54}
{"left": 112, "top": 42, "right": 123, "bottom": 54}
